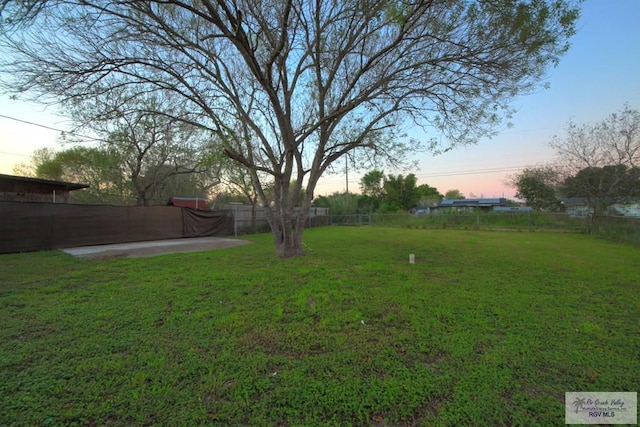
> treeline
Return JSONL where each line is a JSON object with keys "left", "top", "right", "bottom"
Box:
{"left": 18, "top": 146, "right": 218, "bottom": 207}
{"left": 312, "top": 171, "right": 464, "bottom": 215}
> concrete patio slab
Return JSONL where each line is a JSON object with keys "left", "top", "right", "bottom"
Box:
{"left": 61, "top": 236, "right": 252, "bottom": 259}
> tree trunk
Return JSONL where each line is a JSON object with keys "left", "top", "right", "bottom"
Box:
{"left": 273, "top": 226, "right": 304, "bottom": 257}
{"left": 136, "top": 191, "right": 146, "bottom": 206}
{"left": 250, "top": 196, "right": 257, "bottom": 234}
{"left": 269, "top": 202, "right": 308, "bottom": 258}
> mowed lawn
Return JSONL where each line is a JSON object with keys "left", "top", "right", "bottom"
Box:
{"left": 1, "top": 227, "right": 638, "bottom": 426}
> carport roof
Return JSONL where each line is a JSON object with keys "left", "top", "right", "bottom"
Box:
{"left": 0, "top": 173, "right": 89, "bottom": 191}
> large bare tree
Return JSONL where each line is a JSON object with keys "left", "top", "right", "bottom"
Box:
{"left": 550, "top": 105, "right": 640, "bottom": 219}
{"left": 550, "top": 104, "right": 640, "bottom": 173}
{"left": 0, "top": 0, "right": 579, "bottom": 256}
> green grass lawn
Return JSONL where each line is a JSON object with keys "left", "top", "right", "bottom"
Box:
{"left": 1, "top": 227, "right": 638, "bottom": 426}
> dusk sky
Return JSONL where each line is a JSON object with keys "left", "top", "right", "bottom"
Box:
{"left": 1, "top": 0, "right": 639, "bottom": 200}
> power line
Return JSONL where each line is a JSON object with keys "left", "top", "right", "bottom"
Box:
{"left": 0, "top": 112, "right": 536, "bottom": 181}
{"left": 415, "top": 165, "right": 528, "bottom": 178}
{"left": 0, "top": 113, "right": 100, "bottom": 142}
{"left": 319, "top": 165, "right": 529, "bottom": 185}
{"left": 0, "top": 113, "right": 68, "bottom": 134}
{"left": 0, "top": 151, "right": 31, "bottom": 158}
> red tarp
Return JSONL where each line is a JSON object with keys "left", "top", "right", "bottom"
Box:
{"left": 167, "top": 197, "right": 211, "bottom": 211}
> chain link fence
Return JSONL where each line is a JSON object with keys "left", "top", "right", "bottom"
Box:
{"left": 221, "top": 204, "right": 330, "bottom": 235}
{"left": 328, "top": 212, "right": 640, "bottom": 246}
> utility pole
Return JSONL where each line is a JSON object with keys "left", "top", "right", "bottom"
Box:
{"left": 345, "top": 156, "right": 349, "bottom": 193}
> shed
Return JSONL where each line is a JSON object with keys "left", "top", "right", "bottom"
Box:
{"left": 167, "top": 197, "right": 211, "bottom": 211}
{"left": 0, "top": 173, "right": 89, "bottom": 203}
{"left": 560, "top": 197, "right": 592, "bottom": 217}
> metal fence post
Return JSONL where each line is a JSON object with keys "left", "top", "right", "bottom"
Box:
{"left": 233, "top": 204, "right": 237, "bottom": 237}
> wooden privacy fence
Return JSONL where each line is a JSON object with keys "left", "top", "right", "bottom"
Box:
{"left": 0, "top": 201, "right": 233, "bottom": 254}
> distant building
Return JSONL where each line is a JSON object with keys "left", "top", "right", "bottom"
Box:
{"left": 493, "top": 206, "right": 534, "bottom": 213}
{"left": 560, "top": 197, "right": 640, "bottom": 217}
{"left": 412, "top": 206, "right": 431, "bottom": 216}
{"left": 436, "top": 198, "right": 507, "bottom": 212}
{"left": 609, "top": 202, "right": 640, "bottom": 217}
{"left": 0, "top": 173, "right": 89, "bottom": 203}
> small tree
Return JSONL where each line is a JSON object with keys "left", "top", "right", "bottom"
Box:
{"left": 382, "top": 174, "right": 421, "bottom": 211}
{"left": 417, "top": 184, "right": 443, "bottom": 207}
{"left": 313, "top": 192, "right": 359, "bottom": 216}
{"left": 28, "top": 146, "right": 131, "bottom": 204}
{"left": 510, "top": 166, "right": 561, "bottom": 210}
{"left": 64, "top": 90, "right": 221, "bottom": 206}
{"left": 13, "top": 147, "right": 57, "bottom": 178}
{"left": 359, "top": 171, "right": 385, "bottom": 199}
{"left": 444, "top": 189, "right": 465, "bottom": 200}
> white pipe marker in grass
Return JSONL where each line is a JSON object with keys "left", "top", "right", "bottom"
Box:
{"left": 409, "top": 254, "right": 415, "bottom": 264}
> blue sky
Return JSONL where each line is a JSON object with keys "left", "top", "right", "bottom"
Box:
{"left": 1, "top": 0, "right": 639, "bottom": 199}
